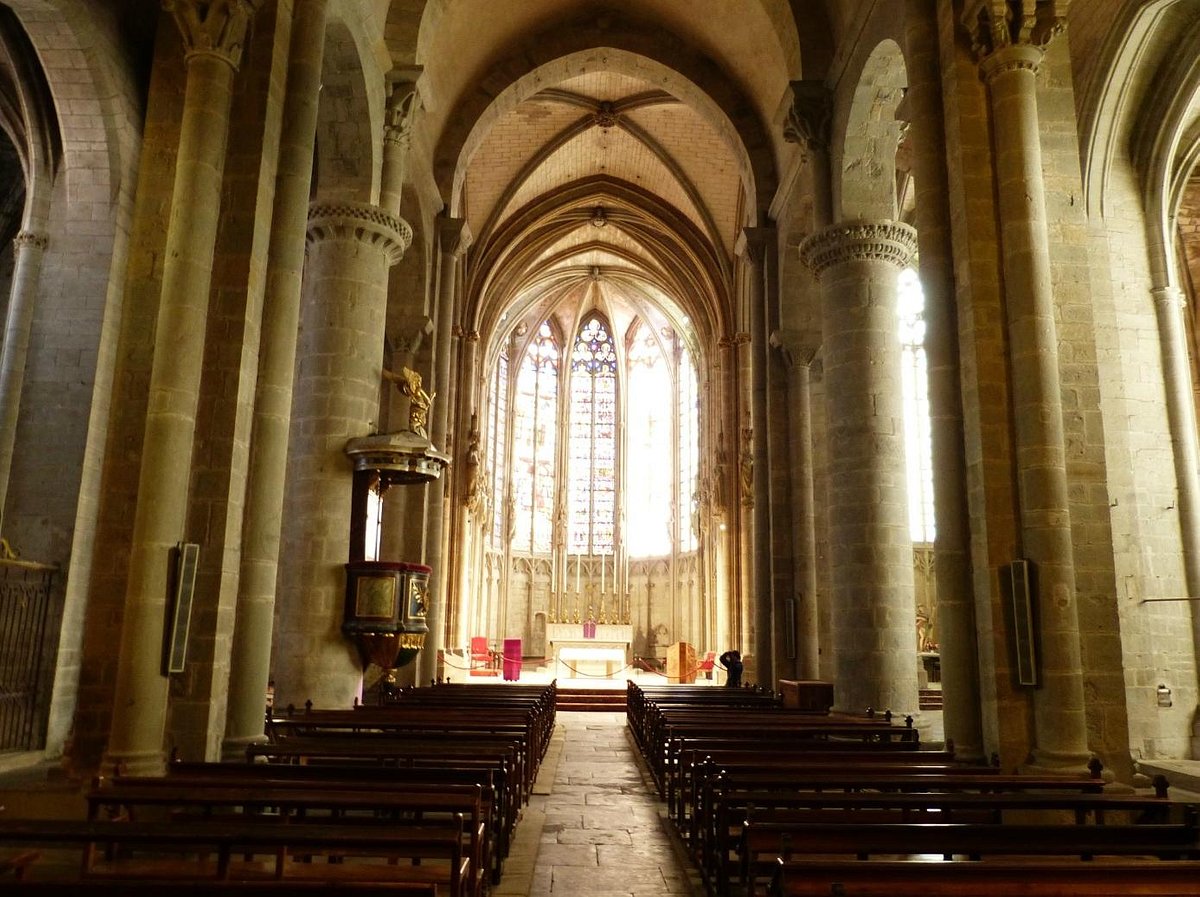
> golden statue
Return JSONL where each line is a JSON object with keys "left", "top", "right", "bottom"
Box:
{"left": 384, "top": 366, "right": 435, "bottom": 438}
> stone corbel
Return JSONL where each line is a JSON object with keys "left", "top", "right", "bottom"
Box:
{"left": 384, "top": 67, "right": 423, "bottom": 149}
{"left": 961, "top": 0, "right": 1069, "bottom": 59}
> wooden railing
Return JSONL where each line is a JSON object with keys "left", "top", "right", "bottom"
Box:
{"left": 0, "top": 558, "right": 56, "bottom": 752}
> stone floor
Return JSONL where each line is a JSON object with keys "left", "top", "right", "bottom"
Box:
{"left": 496, "top": 710, "right": 698, "bottom": 897}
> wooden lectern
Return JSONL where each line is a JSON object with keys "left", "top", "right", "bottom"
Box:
{"left": 665, "top": 641, "right": 696, "bottom": 684}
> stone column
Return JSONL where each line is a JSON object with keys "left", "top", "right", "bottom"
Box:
{"left": 0, "top": 230, "right": 48, "bottom": 529}
{"left": 965, "top": 0, "right": 1090, "bottom": 769}
{"left": 785, "top": 82, "right": 834, "bottom": 227}
{"left": 741, "top": 228, "right": 774, "bottom": 683}
{"left": 222, "top": 0, "right": 328, "bottom": 760}
{"left": 799, "top": 222, "right": 919, "bottom": 716}
{"left": 274, "top": 203, "right": 411, "bottom": 709}
{"left": 907, "top": 0, "right": 984, "bottom": 759}
{"left": 416, "top": 217, "right": 465, "bottom": 685}
{"left": 104, "top": 0, "right": 260, "bottom": 776}
{"left": 772, "top": 332, "right": 820, "bottom": 679}
{"left": 1152, "top": 287, "right": 1200, "bottom": 651}
{"left": 380, "top": 75, "right": 419, "bottom": 216}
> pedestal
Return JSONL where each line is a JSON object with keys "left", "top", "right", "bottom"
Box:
{"left": 666, "top": 642, "right": 696, "bottom": 684}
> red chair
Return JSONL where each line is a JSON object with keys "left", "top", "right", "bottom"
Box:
{"left": 470, "top": 636, "right": 498, "bottom": 676}
{"left": 698, "top": 651, "right": 716, "bottom": 680}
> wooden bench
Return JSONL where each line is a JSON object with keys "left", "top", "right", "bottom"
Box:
{"left": 0, "top": 818, "right": 471, "bottom": 895}
{"left": 767, "top": 858, "right": 1200, "bottom": 897}
{"left": 248, "top": 735, "right": 530, "bottom": 805}
{"left": 707, "top": 790, "right": 1186, "bottom": 897}
{"left": 0, "top": 882, "right": 439, "bottom": 896}
{"left": 739, "top": 818, "right": 1200, "bottom": 897}
{"left": 85, "top": 780, "right": 483, "bottom": 897}
{"left": 165, "top": 760, "right": 513, "bottom": 882}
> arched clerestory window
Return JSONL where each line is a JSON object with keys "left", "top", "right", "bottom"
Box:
{"left": 511, "top": 322, "right": 559, "bottom": 553}
{"left": 568, "top": 316, "right": 617, "bottom": 555}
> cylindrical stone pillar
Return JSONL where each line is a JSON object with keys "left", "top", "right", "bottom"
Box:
{"left": 742, "top": 228, "right": 775, "bottom": 684}
{"left": 778, "top": 337, "right": 820, "bottom": 679}
{"left": 417, "top": 217, "right": 465, "bottom": 686}
{"left": 976, "top": 32, "right": 1090, "bottom": 768}
{"left": 906, "top": 0, "right": 984, "bottom": 759}
{"left": 104, "top": 0, "right": 260, "bottom": 777}
{"left": 274, "top": 202, "right": 411, "bottom": 709}
{"left": 799, "top": 221, "right": 919, "bottom": 717}
{"left": 0, "top": 230, "right": 48, "bottom": 529}
{"left": 222, "top": 0, "right": 328, "bottom": 760}
{"left": 1152, "top": 287, "right": 1200, "bottom": 656}
{"left": 379, "top": 81, "right": 418, "bottom": 217}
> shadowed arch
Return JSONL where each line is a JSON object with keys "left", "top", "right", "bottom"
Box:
{"left": 838, "top": 38, "right": 907, "bottom": 221}
{"left": 312, "top": 16, "right": 380, "bottom": 204}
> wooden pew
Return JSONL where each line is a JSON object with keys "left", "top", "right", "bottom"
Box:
{"left": 85, "top": 780, "right": 484, "bottom": 897}
{"left": 0, "top": 818, "right": 471, "bottom": 895}
{"left": 164, "top": 760, "right": 513, "bottom": 882}
{"left": 767, "top": 858, "right": 1200, "bottom": 897}
{"left": 738, "top": 817, "right": 1200, "bottom": 897}
{"left": 0, "top": 882, "right": 439, "bottom": 896}
{"left": 248, "top": 735, "right": 530, "bottom": 805}
{"left": 706, "top": 790, "right": 1184, "bottom": 897}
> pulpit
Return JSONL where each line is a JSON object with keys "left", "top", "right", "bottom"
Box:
{"left": 666, "top": 641, "right": 696, "bottom": 684}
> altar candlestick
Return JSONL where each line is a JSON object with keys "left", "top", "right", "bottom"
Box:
{"left": 575, "top": 552, "right": 581, "bottom": 592}
{"left": 600, "top": 555, "right": 605, "bottom": 593}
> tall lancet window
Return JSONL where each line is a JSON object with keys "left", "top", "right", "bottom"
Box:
{"left": 899, "top": 267, "right": 935, "bottom": 543}
{"left": 512, "top": 322, "right": 559, "bottom": 552}
{"left": 568, "top": 316, "right": 617, "bottom": 554}
{"left": 626, "top": 324, "right": 674, "bottom": 557}
{"left": 677, "top": 340, "right": 699, "bottom": 552}
{"left": 486, "top": 346, "right": 509, "bottom": 551}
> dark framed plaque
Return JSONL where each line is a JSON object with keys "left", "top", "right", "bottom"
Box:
{"left": 164, "top": 542, "right": 200, "bottom": 674}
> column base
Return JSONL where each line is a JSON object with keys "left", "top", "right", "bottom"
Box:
{"left": 1021, "top": 747, "right": 1106, "bottom": 781}
{"left": 101, "top": 748, "right": 166, "bottom": 778}
{"left": 220, "top": 733, "right": 269, "bottom": 763}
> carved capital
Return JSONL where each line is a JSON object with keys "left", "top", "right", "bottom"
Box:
{"left": 438, "top": 216, "right": 468, "bottom": 257}
{"left": 163, "top": 0, "right": 261, "bottom": 69}
{"left": 13, "top": 231, "right": 48, "bottom": 252}
{"left": 306, "top": 201, "right": 413, "bottom": 265}
{"left": 384, "top": 76, "right": 421, "bottom": 150}
{"left": 962, "top": 0, "right": 1066, "bottom": 63}
{"left": 784, "top": 80, "right": 833, "bottom": 154}
{"left": 769, "top": 329, "right": 818, "bottom": 367}
{"left": 797, "top": 220, "right": 918, "bottom": 276}
{"left": 738, "top": 226, "right": 774, "bottom": 265}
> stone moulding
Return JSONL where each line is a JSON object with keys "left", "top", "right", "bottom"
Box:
{"left": 306, "top": 201, "right": 414, "bottom": 265}
{"left": 797, "top": 221, "right": 918, "bottom": 276}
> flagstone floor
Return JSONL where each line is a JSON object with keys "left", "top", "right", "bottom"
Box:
{"left": 496, "top": 710, "right": 698, "bottom": 897}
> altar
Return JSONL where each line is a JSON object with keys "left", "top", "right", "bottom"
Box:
{"left": 546, "top": 622, "right": 632, "bottom": 679}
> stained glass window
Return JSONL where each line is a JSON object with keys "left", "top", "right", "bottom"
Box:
{"left": 568, "top": 317, "right": 617, "bottom": 554}
{"left": 677, "top": 343, "right": 699, "bottom": 552}
{"left": 899, "top": 267, "right": 935, "bottom": 543}
{"left": 512, "top": 323, "right": 559, "bottom": 552}
{"left": 626, "top": 324, "right": 674, "bottom": 557}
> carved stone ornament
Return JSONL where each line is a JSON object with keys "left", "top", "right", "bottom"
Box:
{"left": 797, "top": 221, "right": 918, "bottom": 277}
{"left": 307, "top": 201, "right": 413, "bottom": 265}
{"left": 384, "top": 83, "right": 420, "bottom": 149}
{"left": 13, "top": 231, "right": 48, "bottom": 252}
{"left": 783, "top": 80, "right": 833, "bottom": 153}
{"left": 592, "top": 100, "right": 620, "bottom": 129}
{"left": 163, "top": 0, "right": 262, "bottom": 69}
{"left": 961, "top": 0, "right": 1068, "bottom": 61}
